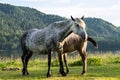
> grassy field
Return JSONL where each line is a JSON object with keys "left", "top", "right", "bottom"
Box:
{"left": 0, "top": 53, "right": 120, "bottom": 80}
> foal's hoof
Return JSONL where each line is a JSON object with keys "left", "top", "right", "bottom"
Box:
{"left": 59, "top": 70, "right": 67, "bottom": 76}
{"left": 66, "top": 69, "right": 69, "bottom": 74}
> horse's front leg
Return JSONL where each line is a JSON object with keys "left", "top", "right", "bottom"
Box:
{"left": 58, "top": 51, "right": 66, "bottom": 76}
{"left": 46, "top": 49, "right": 52, "bottom": 77}
{"left": 63, "top": 53, "right": 69, "bottom": 74}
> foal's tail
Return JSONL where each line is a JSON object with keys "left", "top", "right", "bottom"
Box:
{"left": 87, "top": 37, "right": 98, "bottom": 48}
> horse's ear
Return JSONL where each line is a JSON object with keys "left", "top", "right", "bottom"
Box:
{"left": 71, "top": 16, "right": 75, "bottom": 21}
{"left": 81, "top": 16, "right": 84, "bottom": 20}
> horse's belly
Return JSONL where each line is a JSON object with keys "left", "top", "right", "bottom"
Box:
{"left": 25, "top": 40, "right": 46, "bottom": 53}
{"left": 25, "top": 30, "right": 47, "bottom": 53}
{"left": 32, "top": 45, "right": 46, "bottom": 53}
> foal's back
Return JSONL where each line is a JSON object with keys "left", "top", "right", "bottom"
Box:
{"left": 61, "top": 33, "right": 87, "bottom": 53}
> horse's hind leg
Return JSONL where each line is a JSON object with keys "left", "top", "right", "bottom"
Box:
{"left": 78, "top": 50, "right": 87, "bottom": 75}
{"left": 63, "top": 53, "right": 69, "bottom": 74}
{"left": 24, "top": 51, "right": 33, "bottom": 75}
{"left": 21, "top": 48, "right": 28, "bottom": 75}
{"left": 21, "top": 49, "right": 33, "bottom": 75}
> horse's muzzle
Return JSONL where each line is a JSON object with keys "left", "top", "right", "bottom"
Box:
{"left": 81, "top": 33, "right": 88, "bottom": 41}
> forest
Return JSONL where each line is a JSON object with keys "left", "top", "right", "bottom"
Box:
{"left": 0, "top": 3, "right": 120, "bottom": 53}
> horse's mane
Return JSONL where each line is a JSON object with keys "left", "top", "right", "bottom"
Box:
{"left": 45, "top": 18, "right": 86, "bottom": 30}
{"left": 47, "top": 20, "right": 71, "bottom": 29}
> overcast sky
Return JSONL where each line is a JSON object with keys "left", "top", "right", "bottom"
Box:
{"left": 0, "top": 0, "right": 120, "bottom": 26}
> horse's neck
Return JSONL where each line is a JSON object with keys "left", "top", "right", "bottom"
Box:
{"left": 56, "top": 20, "right": 73, "bottom": 41}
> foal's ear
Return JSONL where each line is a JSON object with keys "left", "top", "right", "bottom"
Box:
{"left": 71, "top": 16, "right": 75, "bottom": 21}
{"left": 81, "top": 16, "right": 84, "bottom": 20}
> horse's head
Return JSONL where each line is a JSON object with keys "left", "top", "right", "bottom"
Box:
{"left": 70, "top": 16, "right": 88, "bottom": 41}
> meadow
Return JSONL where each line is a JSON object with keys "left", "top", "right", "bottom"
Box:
{"left": 0, "top": 52, "right": 120, "bottom": 80}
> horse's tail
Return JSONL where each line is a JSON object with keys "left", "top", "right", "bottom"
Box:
{"left": 20, "top": 31, "right": 29, "bottom": 50}
{"left": 87, "top": 37, "right": 98, "bottom": 48}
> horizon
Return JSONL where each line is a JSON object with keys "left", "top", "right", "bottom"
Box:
{"left": 0, "top": 0, "right": 120, "bottom": 26}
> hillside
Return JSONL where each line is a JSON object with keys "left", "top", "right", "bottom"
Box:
{"left": 85, "top": 18, "right": 120, "bottom": 40}
{"left": 118, "top": 27, "right": 120, "bottom": 30}
{"left": 0, "top": 3, "right": 120, "bottom": 52}
{"left": 0, "top": 3, "right": 65, "bottom": 51}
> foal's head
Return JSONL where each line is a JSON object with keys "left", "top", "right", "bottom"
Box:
{"left": 56, "top": 41, "right": 63, "bottom": 53}
{"left": 70, "top": 16, "right": 87, "bottom": 41}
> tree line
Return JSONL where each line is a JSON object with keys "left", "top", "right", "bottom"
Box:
{"left": 0, "top": 3, "right": 120, "bottom": 53}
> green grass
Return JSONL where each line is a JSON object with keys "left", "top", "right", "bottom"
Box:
{"left": 0, "top": 64, "right": 120, "bottom": 80}
{"left": 0, "top": 53, "right": 120, "bottom": 80}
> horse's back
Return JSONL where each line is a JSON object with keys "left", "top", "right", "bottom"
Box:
{"left": 21, "top": 29, "right": 39, "bottom": 44}
{"left": 21, "top": 29, "right": 46, "bottom": 52}
{"left": 21, "top": 29, "right": 38, "bottom": 50}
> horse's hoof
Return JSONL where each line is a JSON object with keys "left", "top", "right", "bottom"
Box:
{"left": 22, "top": 71, "right": 25, "bottom": 76}
{"left": 81, "top": 72, "right": 86, "bottom": 76}
{"left": 25, "top": 72, "right": 29, "bottom": 75}
{"left": 22, "top": 72, "right": 29, "bottom": 76}
{"left": 46, "top": 74, "right": 51, "bottom": 78}
{"left": 61, "top": 72, "right": 67, "bottom": 76}
{"left": 82, "top": 73, "right": 86, "bottom": 76}
{"left": 46, "top": 72, "right": 51, "bottom": 78}
{"left": 22, "top": 73, "right": 25, "bottom": 76}
{"left": 22, "top": 71, "right": 29, "bottom": 76}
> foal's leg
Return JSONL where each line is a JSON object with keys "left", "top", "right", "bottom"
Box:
{"left": 63, "top": 53, "right": 69, "bottom": 74}
{"left": 58, "top": 52, "right": 66, "bottom": 76}
{"left": 79, "top": 50, "right": 87, "bottom": 75}
{"left": 46, "top": 49, "right": 52, "bottom": 77}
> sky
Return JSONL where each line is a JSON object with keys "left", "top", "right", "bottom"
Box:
{"left": 0, "top": 0, "right": 120, "bottom": 26}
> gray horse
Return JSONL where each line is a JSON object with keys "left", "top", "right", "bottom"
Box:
{"left": 21, "top": 16, "right": 88, "bottom": 77}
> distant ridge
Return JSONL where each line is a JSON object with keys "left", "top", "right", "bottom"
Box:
{"left": 0, "top": 3, "right": 120, "bottom": 52}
